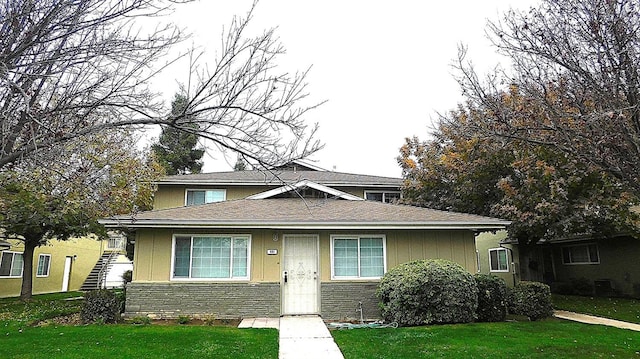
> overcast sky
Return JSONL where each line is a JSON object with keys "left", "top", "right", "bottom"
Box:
{"left": 154, "top": 0, "right": 538, "bottom": 177}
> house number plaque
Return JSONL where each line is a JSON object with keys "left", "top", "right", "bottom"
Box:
{"left": 266, "top": 249, "right": 278, "bottom": 255}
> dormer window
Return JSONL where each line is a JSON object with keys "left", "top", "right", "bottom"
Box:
{"left": 185, "top": 189, "right": 226, "bottom": 206}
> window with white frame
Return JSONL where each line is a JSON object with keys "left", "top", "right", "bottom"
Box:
{"left": 332, "top": 236, "right": 385, "bottom": 279}
{"left": 364, "top": 191, "right": 401, "bottom": 203}
{"left": 489, "top": 248, "right": 509, "bottom": 272}
{"left": 0, "top": 251, "right": 23, "bottom": 277}
{"left": 36, "top": 254, "right": 51, "bottom": 277}
{"left": 172, "top": 235, "right": 250, "bottom": 279}
{"left": 185, "top": 189, "right": 226, "bottom": 206}
{"left": 562, "top": 244, "right": 599, "bottom": 264}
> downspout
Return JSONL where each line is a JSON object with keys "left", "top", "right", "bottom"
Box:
{"left": 499, "top": 243, "right": 517, "bottom": 287}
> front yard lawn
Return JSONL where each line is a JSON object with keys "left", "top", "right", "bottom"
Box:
{"left": 332, "top": 319, "right": 639, "bottom": 358}
{"left": 552, "top": 294, "right": 640, "bottom": 324}
{"left": 0, "top": 324, "right": 278, "bottom": 359}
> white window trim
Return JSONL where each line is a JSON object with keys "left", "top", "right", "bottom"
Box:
{"left": 184, "top": 188, "right": 227, "bottom": 206}
{"left": 170, "top": 234, "right": 251, "bottom": 281}
{"left": 330, "top": 235, "right": 387, "bottom": 280}
{"left": 36, "top": 254, "right": 51, "bottom": 277}
{"left": 562, "top": 243, "right": 600, "bottom": 265}
{"left": 488, "top": 248, "right": 509, "bottom": 273}
{"left": 364, "top": 190, "right": 401, "bottom": 203}
{"left": 0, "top": 251, "right": 24, "bottom": 278}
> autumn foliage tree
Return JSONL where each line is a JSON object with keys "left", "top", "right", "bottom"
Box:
{"left": 455, "top": 0, "right": 640, "bottom": 194}
{"left": 0, "top": 131, "right": 162, "bottom": 300}
{"left": 399, "top": 85, "right": 639, "bottom": 244}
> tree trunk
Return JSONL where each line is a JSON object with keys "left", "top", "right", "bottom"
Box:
{"left": 19, "top": 240, "right": 37, "bottom": 301}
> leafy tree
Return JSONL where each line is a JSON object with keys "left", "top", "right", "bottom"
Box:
{"left": 152, "top": 94, "right": 204, "bottom": 175}
{"left": 0, "top": 131, "right": 162, "bottom": 300}
{"left": 454, "top": 0, "right": 640, "bottom": 194}
{"left": 234, "top": 157, "right": 249, "bottom": 171}
{"left": 399, "top": 87, "right": 639, "bottom": 244}
{"left": 0, "top": 0, "right": 321, "bottom": 172}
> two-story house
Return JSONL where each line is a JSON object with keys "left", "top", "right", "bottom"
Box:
{"left": 101, "top": 161, "right": 510, "bottom": 320}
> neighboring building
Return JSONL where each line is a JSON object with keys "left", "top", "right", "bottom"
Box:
{"left": 475, "top": 230, "right": 520, "bottom": 287}
{"left": 101, "top": 162, "right": 510, "bottom": 320}
{"left": 518, "top": 234, "right": 640, "bottom": 298}
{"left": 0, "top": 234, "right": 131, "bottom": 298}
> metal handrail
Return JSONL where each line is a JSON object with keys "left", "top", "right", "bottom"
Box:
{"left": 97, "top": 251, "right": 118, "bottom": 289}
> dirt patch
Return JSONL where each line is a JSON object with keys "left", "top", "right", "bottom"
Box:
{"left": 33, "top": 313, "right": 83, "bottom": 327}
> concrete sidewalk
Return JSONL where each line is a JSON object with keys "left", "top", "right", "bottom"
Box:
{"left": 554, "top": 310, "right": 640, "bottom": 332}
{"left": 279, "top": 316, "right": 344, "bottom": 359}
{"left": 240, "top": 316, "right": 344, "bottom": 359}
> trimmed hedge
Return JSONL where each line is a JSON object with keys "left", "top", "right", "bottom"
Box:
{"left": 474, "top": 274, "right": 507, "bottom": 322}
{"left": 508, "top": 281, "right": 553, "bottom": 321}
{"left": 81, "top": 289, "right": 123, "bottom": 324}
{"left": 377, "top": 259, "right": 478, "bottom": 326}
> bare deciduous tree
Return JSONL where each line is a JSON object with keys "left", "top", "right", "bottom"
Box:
{"left": 454, "top": 0, "right": 640, "bottom": 193}
{"left": 0, "top": 0, "right": 322, "bottom": 171}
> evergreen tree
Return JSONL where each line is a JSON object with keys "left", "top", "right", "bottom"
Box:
{"left": 152, "top": 94, "right": 205, "bottom": 175}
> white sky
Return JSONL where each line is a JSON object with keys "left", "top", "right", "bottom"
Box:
{"left": 153, "top": 0, "right": 538, "bottom": 177}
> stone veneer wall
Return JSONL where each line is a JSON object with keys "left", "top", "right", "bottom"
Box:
{"left": 124, "top": 282, "right": 280, "bottom": 319}
{"left": 320, "top": 282, "right": 381, "bottom": 320}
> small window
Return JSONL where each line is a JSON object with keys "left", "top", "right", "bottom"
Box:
{"left": 36, "top": 254, "right": 51, "bottom": 277}
{"left": 332, "top": 236, "right": 385, "bottom": 279}
{"left": 172, "top": 235, "right": 250, "bottom": 280}
{"left": 0, "top": 251, "right": 23, "bottom": 277}
{"left": 365, "top": 191, "right": 401, "bottom": 203}
{"left": 185, "top": 189, "right": 226, "bottom": 206}
{"left": 562, "top": 244, "right": 599, "bottom": 264}
{"left": 489, "top": 248, "right": 509, "bottom": 272}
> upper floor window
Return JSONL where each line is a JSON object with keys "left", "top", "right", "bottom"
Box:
{"left": 562, "top": 244, "right": 599, "bottom": 265}
{"left": 0, "top": 251, "right": 23, "bottom": 277}
{"left": 36, "top": 254, "right": 51, "bottom": 277}
{"left": 365, "top": 191, "right": 401, "bottom": 203}
{"left": 489, "top": 248, "right": 509, "bottom": 272}
{"left": 185, "top": 189, "right": 226, "bottom": 206}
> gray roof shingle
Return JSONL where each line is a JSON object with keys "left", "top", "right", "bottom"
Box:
{"left": 157, "top": 170, "right": 403, "bottom": 187}
{"left": 101, "top": 198, "right": 510, "bottom": 230}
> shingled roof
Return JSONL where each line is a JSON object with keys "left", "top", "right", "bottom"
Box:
{"left": 156, "top": 170, "right": 403, "bottom": 188}
{"left": 100, "top": 198, "right": 510, "bottom": 231}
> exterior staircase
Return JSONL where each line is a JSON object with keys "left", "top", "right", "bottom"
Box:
{"left": 80, "top": 251, "right": 119, "bottom": 291}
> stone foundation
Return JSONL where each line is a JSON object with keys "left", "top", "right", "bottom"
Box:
{"left": 124, "top": 282, "right": 280, "bottom": 319}
{"left": 320, "top": 282, "right": 381, "bottom": 320}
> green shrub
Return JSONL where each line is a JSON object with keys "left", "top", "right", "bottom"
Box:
{"left": 508, "top": 281, "right": 553, "bottom": 321}
{"left": 474, "top": 274, "right": 507, "bottom": 322}
{"left": 177, "top": 315, "right": 191, "bottom": 324}
{"left": 377, "top": 259, "right": 478, "bottom": 326}
{"left": 122, "top": 270, "right": 133, "bottom": 286}
{"left": 81, "top": 289, "right": 123, "bottom": 324}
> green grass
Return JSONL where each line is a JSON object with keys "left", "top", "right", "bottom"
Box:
{"left": 0, "top": 292, "right": 277, "bottom": 358}
{"left": 332, "top": 319, "right": 640, "bottom": 358}
{"left": 552, "top": 294, "right": 640, "bottom": 324}
{"left": 0, "top": 325, "right": 278, "bottom": 359}
{"left": 0, "top": 292, "right": 85, "bottom": 329}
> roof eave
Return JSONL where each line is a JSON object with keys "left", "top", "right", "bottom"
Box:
{"left": 99, "top": 219, "right": 510, "bottom": 231}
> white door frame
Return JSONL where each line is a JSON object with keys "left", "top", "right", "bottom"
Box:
{"left": 281, "top": 234, "right": 320, "bottom": 315}
{"left": 61, "top": 256, "right": 73, "bottom": 292}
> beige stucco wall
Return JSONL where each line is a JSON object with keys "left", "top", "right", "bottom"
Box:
{"left": 0, "top": 237, "right": 104, "bottom": 298}
{"left": 475, "top": 230, "right": 520, "bottom": 287}
{"left": 133, "top": 228, "right": 478, "bottom": 283}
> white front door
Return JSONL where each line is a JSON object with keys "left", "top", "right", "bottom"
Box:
{"left": 61, "top": 256, "right": 72, "bottom": 292}
{"left": 282, "top": 235, "right": 319, "bottom": 315}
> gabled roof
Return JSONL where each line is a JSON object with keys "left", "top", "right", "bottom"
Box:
{"left": 156, "top": 170, "right": 403, "bottom": 188}
{"left": 100, "top": 198, "right": 510, "bottom": 231}
{"left": 246, "top": 180, "right": 363, "bottom": 201}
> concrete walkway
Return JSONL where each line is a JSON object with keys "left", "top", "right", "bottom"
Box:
{"left": 554, "top": 310, "right": 640, "bottom": 332}
{"left": 239, "top": 316, "right": 344, "bottom": 359}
